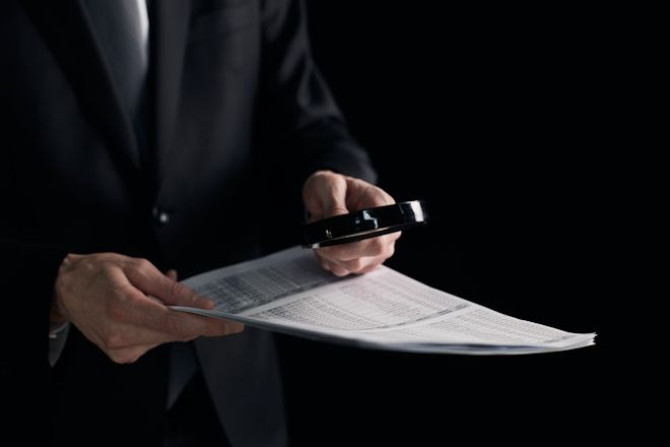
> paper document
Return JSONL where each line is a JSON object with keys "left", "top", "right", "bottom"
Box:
{"left": 172, "top": 247, "right": 596, "bottom": 354}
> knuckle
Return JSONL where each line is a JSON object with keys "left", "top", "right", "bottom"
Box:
{"left": 170, "top": 281, "right": 188, "bottom": 300}
{"left": 109, "top": 348, "right": 142, "bottom": 364}
{"left": 368, "top": 238, "right": 386, "bottom": 257}
{"left": 332, "top": 265, "right": 349, "bottom": 277}
{"left": 346, "top": 258, "right": 364, "bottom": 272}
{"left": 166, "top": 314, "right": 198, "bottom": 339}
{"left": 103, "top": 331, "right": 127, "bottom": 351}
{"left": 315, "top": 246, "right": 335, "bottom": 259}
{"left": 133, "top": 258, "right": 153, "bottom": 274}
{"left": 93, "top": 263, "right": 112, "bottom": 280}
{"left": 107, "top": 351, "right": 127, "bottom": 364}
{"left": 383, "top": 241, "right": 396, "bottom": 259}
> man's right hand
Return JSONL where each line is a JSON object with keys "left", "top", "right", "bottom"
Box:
{"left": 53, "top": 253, "right": 243, "bottom": 364}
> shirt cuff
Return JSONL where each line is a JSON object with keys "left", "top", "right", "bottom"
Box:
{"left": 48, "top": 322, "right": 70, "bottom": 367}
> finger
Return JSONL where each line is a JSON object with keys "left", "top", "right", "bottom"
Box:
{"left": 119, "top": 293, "right": 243, "bottom": 341}
{"left": 316, "top": 236, "right": 397, "bottom": 275}
{"left": 316, "top": 231, "right": 400, "bottom": 262}
{"left": 321, "top": 254, "right": 387, "bottom": 276}
{"left": 106, "top": 345, "right": 155, "bottom": 364}
{"left": 153, "top": 269, "right": 179, "bottom": 304}
{"left": 325, "top": 262, "right": 350, "bottom": 277}
{"left": 317, "top": 175, "right": 349, "bottom": 219}
{"left": 203, "top": 318, "right": 244, "bottom": 337}
{"left": 108, "top": 314, "right": 243, "bottom": 350}
{"left": 157, "top": 311, "right": 244, "bottom": 338}
{"left": 303, "top": 171, "right": 349, "bottom": 221}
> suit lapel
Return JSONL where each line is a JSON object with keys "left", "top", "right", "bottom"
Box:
{"left": 21, "top": 0, "right": 142, "bottom": 177}
{"left": 150, "top": 0, "right": 191, "bottom": 191}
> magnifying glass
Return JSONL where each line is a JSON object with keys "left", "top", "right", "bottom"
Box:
{"left": 302, "top": 200, "right": 428, "bottom": 248}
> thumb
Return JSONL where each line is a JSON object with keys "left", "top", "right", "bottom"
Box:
{"left": 158, "top": 277, "right": 215, "bottom": 310}
{"left": 304, "top": 171, "right": 351, "bottom": 221}
{"left": 317, "top": 173, "right": 349, "bottom": 218}
{"left": 128, "top": 264, "right": 214, "bottom": 310}
{"left": 322, "top": 192, "right": 349, "bottom": 218}
{"left": 161, "top": 269, "right": 215, "bottom": 309}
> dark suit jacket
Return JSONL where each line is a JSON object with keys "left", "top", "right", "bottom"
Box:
{"left": 0, "top": 0, "right": 376, "bottom": 445}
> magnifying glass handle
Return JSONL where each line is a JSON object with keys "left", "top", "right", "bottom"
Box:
{"left": 302, "top": 200, "right": 428, "bottom": 248}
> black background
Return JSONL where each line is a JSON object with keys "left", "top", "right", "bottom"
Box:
{"left": 275, "top": 2, "right": 657, "bottom": 446}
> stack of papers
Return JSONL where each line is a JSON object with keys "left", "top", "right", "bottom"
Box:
{"left": 172, "top": 247, "right": 596, "bottom": 355}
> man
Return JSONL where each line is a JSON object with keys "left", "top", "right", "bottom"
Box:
{"left": 0, "top": 0, "right": 400, "bottom": 445}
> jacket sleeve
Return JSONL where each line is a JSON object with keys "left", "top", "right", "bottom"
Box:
{"left": 0, "top": 238, "right": 66, "bottom": 433}
{"left": 258, "top": 0, "right": 377, "bottom": 184}
{"left": 0, "top": 238, "right": 66, "bottom": 365}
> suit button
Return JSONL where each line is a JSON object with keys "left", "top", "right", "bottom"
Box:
{"left": 152, "top": 206, "right": 170, "bottom": 227}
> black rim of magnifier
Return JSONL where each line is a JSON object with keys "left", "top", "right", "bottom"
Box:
{"left": 302, "top": 200, "right": 428, "bottom": 248}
